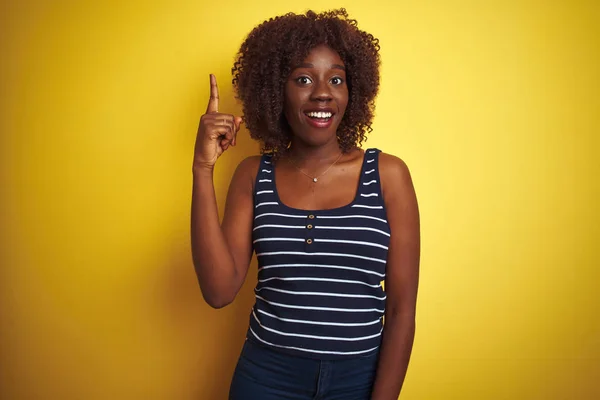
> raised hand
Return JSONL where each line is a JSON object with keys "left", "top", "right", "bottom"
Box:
{"left": 193, "top": 74, "right": 243, "bottom": 170}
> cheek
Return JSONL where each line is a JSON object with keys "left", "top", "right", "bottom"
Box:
{"left": 338, "top": 89, "right": 349, "bottom": 114}
{"left": 284, "top": 99, "right": 304, "bottom": 121}
{"left": 283, "top": 96, "right": 295, "bottom": 121}
{"left": 283, "top": 101, "right": 298, "bottom": 122}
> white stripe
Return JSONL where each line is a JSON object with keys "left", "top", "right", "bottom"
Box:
{"left": 259, "top": 276, "right": 382, "bottom": 288}
{"left": 363, "top": 180, "right": 377, "bottom": 186}
{"left": 256, "top": 286, "right": 386, "bottom": 300}
{"left": 257, "top": 309, "right": 382, "bottom": 326}
{"left": 257, "top": 251, "right": 387, "bottom": 264}
{"left": 253, "top": 224, "right": 305, "bottom": 231}
{"left": 360, "top": 193, "right": 378, "bottom": 197}
{"left": 315, "top": 225, "right": 390, "bottom": 237}
{"left": 258, "top": 263, "right": 385, "bottom": 277}
{"left": 262, "top": 169, "right": 272, "bottom": 173}
{"left": 264, "top": 161, "right": 271, "bottom": 164}
{"left": 258, "top": 179, "right": 272, "bottom": 183}
{"left": 255, "top": 202, "right": 278, "bottom": 208}
{"left": 314, "top": 238, "right": 389, "bottom": 250}
{"left": 367, "top": 150, "right": 376, "bottom": 154}
{"left": 365, "top": 169, "right": 375, "bottom": 174}
{"left": 252, "top": 311, "right": 383, "bottom": 341}
{"left": 317, "top": 214, "right": 388, "bottom": 224}
{"left": 255, "top": 295, "right": 384, "bottom": 312}
{"left": 250, "top": 328, "right": 380, "bottom": 355}
{"left": 255, "top": 213, "right": 308, "bottom": 220}
{"left": 367, "top": 159, "right": 375, "bottom": 163}
{"left": 351, "top": 204, "right": 384, "bottom": 210}
{"left": 253, "top": 238, "right": 305, "bottom": 244}
{"left": 256, "top": 190, "right": 274, "bottom": 195}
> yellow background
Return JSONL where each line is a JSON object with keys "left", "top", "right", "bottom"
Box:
{"left": 1, "top": 0, "right": 598, "bottom": 399}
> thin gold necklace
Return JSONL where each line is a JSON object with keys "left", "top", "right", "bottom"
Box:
{"left": 287, "top": 151, "right": 344, "bottom": 183}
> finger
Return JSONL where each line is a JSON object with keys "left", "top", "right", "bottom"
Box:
{"left": 234, "top": 116, "right": 243, "bottom": 131}
{"left": 206, "top": 74, "right": 219, "bottom": 114}
{"left": 216, "top": 124, "right": 235, "bottom": 142}
{"left": 220, "top": 118, "right": 235, "bottom": 133}
{"left": 233, "top": 116, "right": 243, "bottom": 146}
{"left": 203, "top": 113, "right": 234, "bottom": 124}
{"left": 211, "top": 125, "right": 233, "bottom": 141}
{"left": 215, "top": 117, "right": 235, "bottom": 140}
{"left": 220, "top": 136, "right": 231, "bottom": 151}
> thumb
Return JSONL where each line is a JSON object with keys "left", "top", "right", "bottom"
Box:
{"left": 234, "top": 116, "right": 243, "bottom": 131}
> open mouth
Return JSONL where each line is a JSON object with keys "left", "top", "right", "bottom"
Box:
{"left": 304, "top": 111, "right": 334, "bottom": 121}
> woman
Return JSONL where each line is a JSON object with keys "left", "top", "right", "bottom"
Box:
{"left": 191, "top": 9, "right": 420, "bottom": 400}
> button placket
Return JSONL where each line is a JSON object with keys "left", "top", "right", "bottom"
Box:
{"left": 305, "top": 214, "right": 316, "bottom": 250}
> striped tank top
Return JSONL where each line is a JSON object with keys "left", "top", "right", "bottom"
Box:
{"left": 247, "top": 148, "right": 390, "bottom": 360}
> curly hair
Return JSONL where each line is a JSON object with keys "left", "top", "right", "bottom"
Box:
{"left": 231, "top": 8, "right": 381, "bottom": 156}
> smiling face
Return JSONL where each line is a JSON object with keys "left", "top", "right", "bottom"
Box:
{"left": 283, "top": 45, "right": 349, "bottom": 148}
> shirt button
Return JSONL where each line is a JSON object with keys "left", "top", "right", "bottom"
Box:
{"left": 306, "top": 239, "right": 313, "bottom": 244}
{"left": 307, "top": 224, "right": 313, "bottom": 229}
{"left": 308, "top": 214, "right": 315, "bottom": 220}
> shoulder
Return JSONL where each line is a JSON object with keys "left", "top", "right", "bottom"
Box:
{"left": 378, "top": 151, "right": 410, "bottom": 176}
{"left": 376, "top": 151, "right": 419, "bottom": 230}
{"left": 230, "top": 154, "right": 265, "bottom": 191}
{"left": 236, "top": 154, "right": 263, "bottom": 172}
{"left": 377, "top": 151, "right": 414, "bottom": 199}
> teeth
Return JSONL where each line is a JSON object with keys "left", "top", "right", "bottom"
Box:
{"left": 307, "top": 111, "right": 332, "bottom": 118}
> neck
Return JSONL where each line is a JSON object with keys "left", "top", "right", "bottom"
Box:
{"left": 287, "top": 138, "right": 342, "bottom": 164}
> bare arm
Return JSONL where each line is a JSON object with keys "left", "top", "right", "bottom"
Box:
{"left": 371, "top": 154, "right": 421, "bottom": 399}
{"left": 191, "top": 157, "right": 258, "bottom": 308}
{"left": 190, "top": 74, "right": 254, "bottom": 308}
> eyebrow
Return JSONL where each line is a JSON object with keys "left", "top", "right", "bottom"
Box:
{"left": 296, "top": 62, "right": 346, "bottom": 71}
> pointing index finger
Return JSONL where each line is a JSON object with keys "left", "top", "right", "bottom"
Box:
{"left": 206, "top": 74, "right": 219, "bottom": 113}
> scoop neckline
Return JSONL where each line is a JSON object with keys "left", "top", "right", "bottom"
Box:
{"left": 270, "top": 149, "right": 370, "bottom": 214}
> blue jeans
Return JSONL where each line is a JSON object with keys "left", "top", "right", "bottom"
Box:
{"left": 229, "top": 338, "right": 380, "bottom": 400}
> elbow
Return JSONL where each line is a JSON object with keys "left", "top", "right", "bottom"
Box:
{"left": 201, "top": 290, "right": 235, "bottom": 309}
{"left": 205, "top": 297, "right": 233, "bottom": 309}
{"left": 193, "top": 261, "right": 240, "bottom": 309}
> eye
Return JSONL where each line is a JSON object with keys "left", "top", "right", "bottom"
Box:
{"left": 330, "top": 77, "right": 344, "bottom": 85}
{"left": 295, "top": 76, "right": 312, "bottom": 85}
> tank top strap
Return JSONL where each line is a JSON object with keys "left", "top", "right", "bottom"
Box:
{"left": 253, "top": 153, "right": 278, "bottom": 207}
{"left": 353, "top": 148, "right": 385, "bottom": 210}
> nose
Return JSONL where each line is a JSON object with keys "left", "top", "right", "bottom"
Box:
{"left": 310, "top": 80, "right": 332, "bottom": 102}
